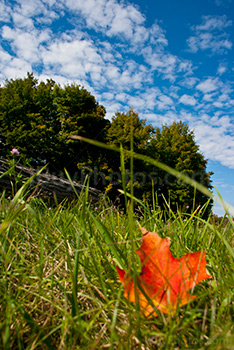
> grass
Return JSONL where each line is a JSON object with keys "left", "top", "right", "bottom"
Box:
{"left": 0, "top": 177, "right": 234, "bottom": 350}
{"left": 1, "top": 137, "right": 234, "bottom": 349}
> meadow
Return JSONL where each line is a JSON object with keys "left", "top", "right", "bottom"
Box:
{"left": 0, "top": 158, "right": 234, "bottom": 349}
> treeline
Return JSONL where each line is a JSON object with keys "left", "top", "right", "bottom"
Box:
{"left": 0, "top": 73, "right": 213, "bottom": 213}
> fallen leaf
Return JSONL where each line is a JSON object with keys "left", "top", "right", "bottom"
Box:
{"left": 117, "top": 227, "right": 211, "bottom": 317}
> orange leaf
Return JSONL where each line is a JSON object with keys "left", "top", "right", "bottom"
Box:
{"left": 117, "top": 227, "right": 211, "bottom": 317}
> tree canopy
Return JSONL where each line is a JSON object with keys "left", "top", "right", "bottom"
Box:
{"left": 107, "top": 109, "right": 154, "bottom": 152}
{"left": 0, "top": 73, "right": 109, "bottom": 174}
{"left": 0, "top": 74, "right": 213, "bottom": 213}
{"left": 147, "top": 121, "right": 213, "bottom": 213}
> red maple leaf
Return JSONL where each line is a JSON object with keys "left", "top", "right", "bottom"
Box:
{"left": 117, "top": 227, "right": 211, "bottom": 317}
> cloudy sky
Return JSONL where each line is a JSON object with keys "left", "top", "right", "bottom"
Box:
{"left": 1, "top": 0, "right": 234, "bottom": 215}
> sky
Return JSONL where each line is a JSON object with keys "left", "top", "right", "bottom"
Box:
{"left": 0, "top": 0, "right": 234, "bottom": 216}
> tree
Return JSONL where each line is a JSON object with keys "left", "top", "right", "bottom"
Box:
{"left": 51, "top": 83, "right": 109, "bottom": 175}
{"left": 0, "top": 73, "right": 39, "bottom": 157}
{"left": 0, "top": 73, "right": 109, "bottom": 176}
{"left": 147, "top": 121, "right": 213, "bottom": 215}
{"left": 105, "top": 109, "right": 155, "bottom": 200}
{"left": 107, "top": 109, "right": 154, "bottom": 152}
{"left": 0, "top": 74, "right": 213, "bottom": 213}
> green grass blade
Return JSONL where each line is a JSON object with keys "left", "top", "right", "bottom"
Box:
{"left": 87, "top": 208, "right": 126, "bottom": 270}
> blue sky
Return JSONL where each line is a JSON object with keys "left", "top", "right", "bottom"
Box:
{"left": 0, "top": 0, "right": 234, "bottom": 216}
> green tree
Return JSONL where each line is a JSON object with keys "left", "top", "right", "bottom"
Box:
{"left": 0, "top": 73, "right": 38, "bottom": 157}
{"left": 105, "top": 109, "right": 155, "bottom": 200}
{"left": 0, "top": 73, "right": 109, "bottom": 176}
{"left": 107, "top": 109, "right": 154, "bottom": 152}
{"left": 147, "top": 121, "right": 213, "bottom": 215}
{"left": 51, "top": 83, "right": 108, "bottom": 175}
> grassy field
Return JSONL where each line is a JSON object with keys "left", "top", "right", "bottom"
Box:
{"left": 0, "top": 174, "right": 234, "bottom": 350}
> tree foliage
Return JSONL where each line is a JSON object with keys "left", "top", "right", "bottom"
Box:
{"left": 104, "top": 109, "right": 155, "bottom": 199}
{"left": 107, "top": 109, "right": 154, "bottom": 152}
{"left": 0, "top": 73, "right": 108, "bottom": 175}
{"left": 147, "top": 121, "right": 213, "bottom": 214}
{"left": 0, "top": 74, "right": 213, "bottom": 213}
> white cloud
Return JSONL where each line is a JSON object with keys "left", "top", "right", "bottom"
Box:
{"left": 187, "top": 33, "right": 232, "bottom": 53}
{"left": 42, "top": 38, "right": 104, "bottom": 80}
{"left": 217, "top": 63, "right": 227, "bottom": 75}
{"left": 0, "top": 0, "right": 192, "bottom": 87}
{"left": 2, "top": 25, "right": 51, "bottom": 63}
{"left": 0, "top": 1, "right": 12, "bottom": 22}
{"left": 12, "top": 12, "right": 34, "bottom": 29}
{"left": 195, "top": 15, "right": 232, "bottom": 31}
{"left": 213, "top": 101, "right": 224, "bottom": 108}
{"left": 187, "top": 15, "right": 232, "bottom": 54}
{"left": 107, "top": 3, "right": 144, "bottom": 38}
{"left": 219, "top": 93, "right": 229, "bottom": 101}
{"left": 145, "top": 111, "right": 180, "bottom": 126}
{"left": 14, "top": 0, "right": 59, "bottom": 23}
{"left": 196, "top": 78, "right": 219, "bottom": 93}
{"left": 180, "top": 77, "right": 199, "bottom": 89}
{"left": 177, "top": 111, "right": 234, "bottom": 168}
{"left": 0, "top": 55, "right": 32, "bottom": 83}
{"left": 156, "top": 94, "right": 175, "bottom": 110}
{"left": 39, "top": 28, "right": 153, "bottom": 93}
{"left": 179, "top": 94, "right": 197, "bottom": 106}
{"left": 63, "top": 0, "right": 147, "bottom": 42}
{"left": 195, "top": 126, "right": 234, "bottom": 168}
{"left": 142, "top": 48, "right": 193, "bottom": 82}
{"left": 61, "top": 0, "right": 169, "bottom": 56}
{"left": 214, "top": 0, "right": 233, "bottom": 6}
{"left": 203, "top": 93, "right": 215, "bottom": 102}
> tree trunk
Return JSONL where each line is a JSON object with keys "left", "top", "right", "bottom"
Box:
{"left": 0, "top": 159, "right": 100, "bottom": 202}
